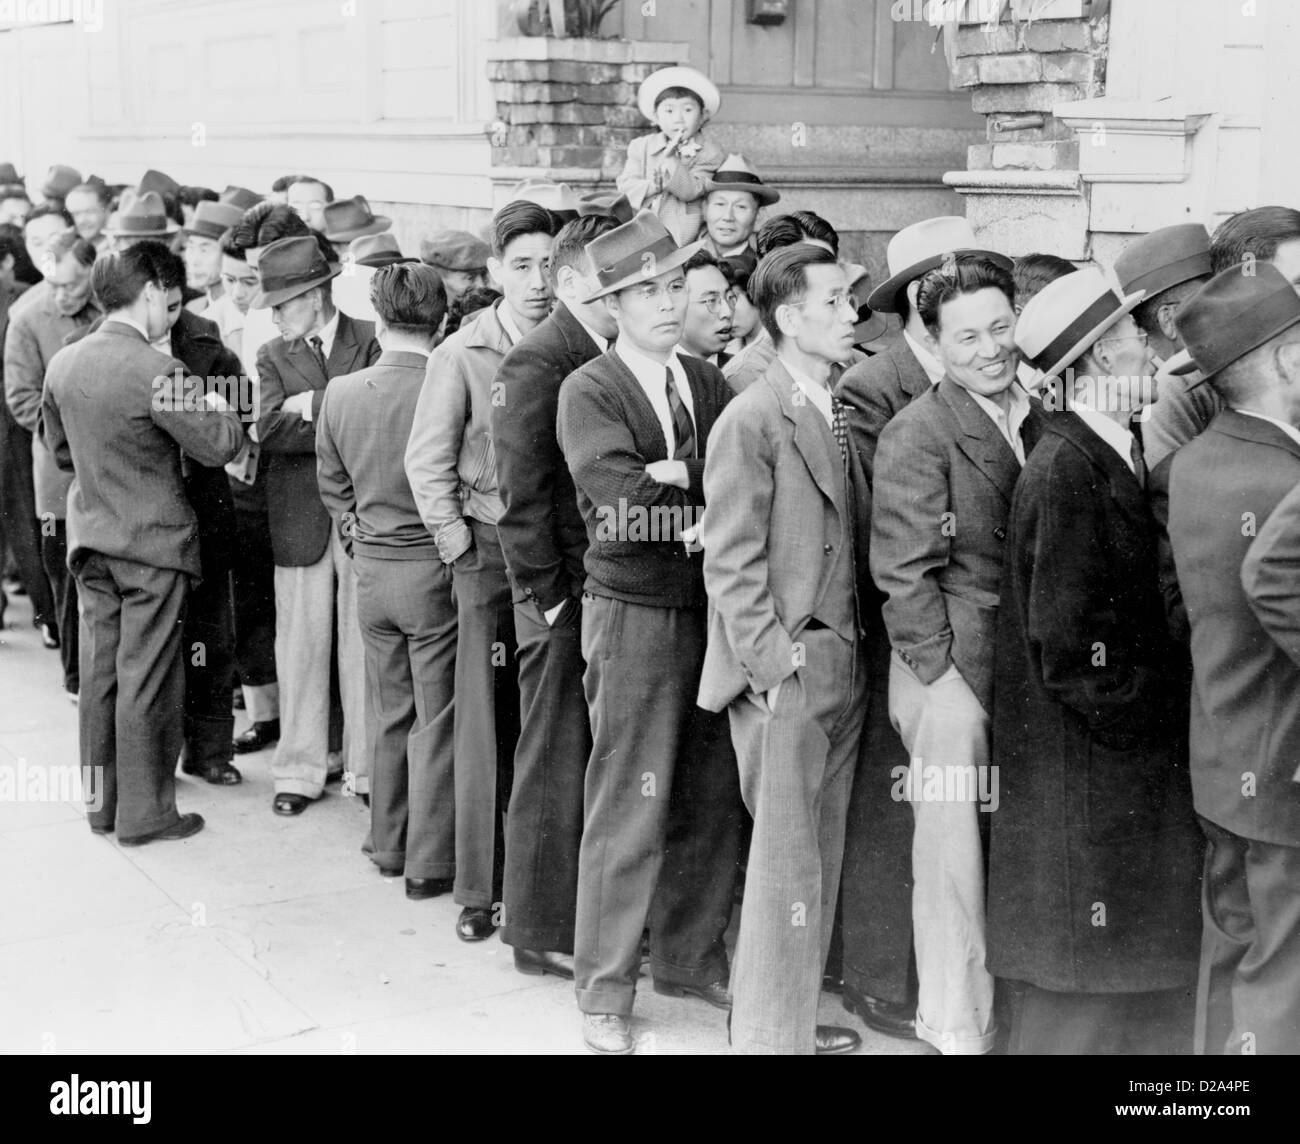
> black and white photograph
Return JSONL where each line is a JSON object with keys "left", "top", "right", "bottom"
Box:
{"left": 0, "top": 0, "right": 1293, "bottom": 1111}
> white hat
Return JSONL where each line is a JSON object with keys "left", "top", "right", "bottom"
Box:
{"left": 637, "top": 66, "right": 721, "bottom": 122}
{"left": 867, "top": 216, "right": 1012, "bottom": 313}
{"left": 1015, "top": 267, "right": 1146, "bottom": 381}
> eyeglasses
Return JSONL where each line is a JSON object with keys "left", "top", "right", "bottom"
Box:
{"left": 696, "top": 292, "right": 736, "bottom": 315}
{"left": 786, "top": 291, "right": 858, "bottom": 314}
{"left": 629, "top": 279, "right": 688, "bottom": 302}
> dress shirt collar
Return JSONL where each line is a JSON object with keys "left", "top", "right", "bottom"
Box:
{"left": 311, "top": 308, "right": 341, "bottom": 359}
{"left": 965, "top": 381, "right": 1032, "bottom": 464}
{"left": 496, "top": 301, "right": 525, "bottom": 348}
{"left": 564, "top": 304, "right": 608, "bottom": 354}
{"left": 903, "top": 329, "right": 945, "bottom": 386}
{"left": 617, "top": 333, "right": 685, "bottom": 388}
{"left": 779, "top": 354, "right": 835, "bottom": 428}
{"left": 1235, "top": 408, "right": 1300, "bottom": 450}
{"left": 1072, "top": 405, "right": 1138, "bottom": 474}
{"left": 111, "top": 314, "right": 151, "bottom": 343}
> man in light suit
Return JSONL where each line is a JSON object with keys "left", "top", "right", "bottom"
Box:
{"left": 1167, "top": 263, "right": 1300, "bottom": 1055}
{"left": 832, "top": 218, "right": 1013, "bottom": 1039}
{"left": 42, "top": 242, "right": 245, "bottom": 843}
{"left": 700, "top": 242, "right": 870, "bottom": 1056}
{"left": 870, "top": 254, "right": 1043, "bottom": 1055}
{"left": 253, "top": 236, "right": 380, "bottom": 816}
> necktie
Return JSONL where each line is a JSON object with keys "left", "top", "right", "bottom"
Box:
{"left": 831, "top": 397, "right": 851, "bottom": 477}
{"left": 309, "top": 334, "right": 328, "bottom": 377}
{"left": 1130, "top": 425, "right": 1148, "bottom": 489}
{"left": 665, "top": 367, "right": 696, "bottom": 460}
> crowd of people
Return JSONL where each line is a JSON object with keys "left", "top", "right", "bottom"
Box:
{"left": 0, "top": 62, "right": 1297, "bottom": 1057}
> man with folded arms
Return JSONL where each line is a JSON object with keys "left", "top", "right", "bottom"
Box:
{"left": 557, "top": 211, "right": 743, "bottom": 1055}
{"left": 42, "top": 243, "right": 244, "bottom": 843}
{"left": 492, "top": 213, "right": 620, "bottom": 980}
{"left": 700, "top": 242, "right": 871, "bottom": 1055}
{"left": 1167, "top": 263, "right": 1300, "bottom": 1055}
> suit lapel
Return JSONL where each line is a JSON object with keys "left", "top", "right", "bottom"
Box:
{"left": 328, "top": 312, "right": 362, "bottom": 376}
{"left": 289, "top": 336, "right": 326, "bottom": 388}
{"left": 1215, "top": 408, "right": 1300, "bottom": 465}
{"left": 939, "top": 378, "right": 1022, "bottom": 504}
{"left": 766, "top": 359, "right": 846, "bottom": 515}
{"left": 1050, "top": 412, "right": 1150, "bottom": 526}
{"left": 892, "top": 336, "right": 933, "bottom": 400}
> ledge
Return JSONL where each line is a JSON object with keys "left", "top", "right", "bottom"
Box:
{"left": 943, "top": 168, "right": 1082, "bottom": 195}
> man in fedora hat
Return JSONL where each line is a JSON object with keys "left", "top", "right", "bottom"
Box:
{"left": 556, "top": 210, "right": 743, "bottom": 1054}
{"left": 831, "top": 217, "right": 1013, "bottom": 1042}
{"left": 0, "top": 185, "right": 31, "bottom": 227}
{"left": 509, "top": 179, "right": 582, "bottom": 225}
{"left": 183, "top": 201, "right": 244, "bottom": 315}
{"left": 1167, "top": 262, "right": 1300, "bottom": 1055}
{"left": 334, "top": 234, "right": 417, "bottom": 325}
{"left": 701, "top": 153, "right": 778, "bottom": 261}
{"left": 65, "top": 181, "right": 112, "bottom": 253}
{"left": 491, "top": 212, "right": 622, "bottom": 983}
{"left": 988, "top": 267, "right": 1202, "bottom": 1053}
{"left": 405, "top": 200, "right": 558, "bottom": 944}
{"left": 578, "top": 191, "right": 635, "bottom": 226}
{"left": 322, "top": 195, "right": 391, "bottom": 258}
{"left": 286, "top": 175, "right": 334, "bottom": 235}
{"left": 419, "top": 230, "right": 490, "bottom": 309}
{"left": 103, "top": 191, "right": 181, "bottom": 251}
{"left": 251, "top": 235, "right": 380, "bottom": 816}
{"left": 871, "top": 253, "right": 1043, "bottom": 1055}
{"left": 699, "top": 241, "right": 872, "bottom": 1056}
{"left": 40, "top": 165, "right": 81, "bottom": 208}
{"left": 220, "top": 186, "right": 263, "bottom": 213}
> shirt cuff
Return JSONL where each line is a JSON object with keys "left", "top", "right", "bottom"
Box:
{"left": 434, "top": 518, "right": 473, "bottom": 564}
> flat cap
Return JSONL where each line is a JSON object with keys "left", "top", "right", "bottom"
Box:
{"left": 419, "top": 229, "right": 490, "bottom": 272}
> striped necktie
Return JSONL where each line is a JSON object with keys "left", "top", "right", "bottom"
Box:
{"left": 831, "top": 396, "right": 851, "bottom": 477}
{"left": 309, "top": 334, "right": 328, "bottom": 377}
{"left": 665, "top": 366, "right": 696, "bottom": 460}
{"left": 1130, "top": 423, "right": 1148, "bottom": 489}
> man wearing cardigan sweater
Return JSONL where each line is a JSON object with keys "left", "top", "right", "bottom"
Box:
{"left": 557, "top": 212, "right": 744, "bottom": 1055}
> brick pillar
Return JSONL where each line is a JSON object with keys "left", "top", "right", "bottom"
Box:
{"left": 942, "top": 13, "right": 1109, "bottom": 259}
{"left": 485, "top": 37, "right": 690, "bottom": 208}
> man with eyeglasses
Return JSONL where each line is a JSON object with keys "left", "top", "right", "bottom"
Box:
{"left": 557, "top": 210, "right": 743, "bottom": 1055}
{"left": 286, "top": 176, "right": 334, "bottom": 237}
{"left": 676, "top": 248, "right": 735, "bottom": 368}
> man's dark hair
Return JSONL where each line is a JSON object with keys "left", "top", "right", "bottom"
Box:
{"left": 915, "top": 254, "right": 1016, "bottom": 336}
{"left": 219, "top": 229, "right": 247, "bottom": 260}
{"left": 179, "top": 186, "right": 218, "bottom": 210}
{"left": 0, "top": 222, "right": 40, "bottom": 284}
{"left": 683, "top": 248, "right": 720, "bottom": 276}
{"left": 46, "top": 230, "right": 96, "bottom": 268}
{"left": 750, "top": 243, "right": 839, "bottom": 344}
{"left": 653, "top": 85, "right": 704, "bottom": 113}
{"left": 445, "top": 286, "right": 502, "bottom": 336}
{"left": 369, "top": 262, "right": 447, "bottom": 335}
{"left": 492, "top": 199, "right": 557, "bottom": 259}
{"left": 755, "top": 212, "right": 839, "bottom": 258}
{"left": 1131, "top": 276, "right": 1208, "bottom": 338}
{"left": 67, "top": 181, "right": 111, "bottom": 206}
{"left": 551, "top": 214, "right": 619, "bottom": 280}
{"left": 1211, "top": 206, "right": 1300, "bottom": 274}
{"left": 91, "top": 240, "right": 184, "bottom": 312}
{"left": 227, "top": 201, "right": 310, "bottom": 253}
{"left": 23, "top": 203, "right": 73, "bottom": 230}
{"left": 1013, "top": 252, "right": 1075, "bottom": 309}
{"left": 788, "top": 211, "right": 839, "bottom": 257}
{"left": 271, "top": 174, "right": 306, "bottom": 194}
{"left": 289, "top": 175, "right": 335, "bottom": 203}
{"left": 718, "top": 255, "right": 752, "bottom": 294}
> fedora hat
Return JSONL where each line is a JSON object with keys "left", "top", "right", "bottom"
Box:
{"left": 183, "top": 200, "right": 244, "bottom": 242}
{"left": 138, "top": 168, "right": 180, "bottom": 200}
{"left": 41, "top": 164, "right": 81, "bottom": 200}
{"left": 1015, "top": 268, "right": 1146, "bottom": 381}
{"left": 323, "top": 195, "right": 391, "bottom": 243}
{"left": 582, "top": 210, "right": 704, "bottom": 303}
{"left": 0, "top": 162, "right": 23, "bottom": 187}
{"left": 578, "top": 190, "right": 635, "bottom": 225}
{"left": 103, "top": 190, "right": 181, "bottom": 238}
{"left": 868, "top": 217, "right": 1012, "bottom": 314}
{"left": 1174, "top": 261, "right": 1300, "bottom": 379}
{"left": 637, "top": 65, "right": 721, "bottom": 122}
{"left": 843, "top": 262, "right": 888, "bottom": 344}
{"left": 251, "top": 235, "right": 341, "bottom": 309}
{"left": 704, "top": 154, "right": 780, "bottom": 207}
{"left": 220, "top": 185, "right": 263, "bottom": 212}
{"left": 510, "top": 178, "right": 582, "bottom": 215}
{"left": 420, "top": 229, "right": 490, "bottom": 272}
{"left": 349, "top": 232, "right": 416, "bottom": 269}
{"left": 1114, "top": 223, "right": 1212, "bottom": 299}
{"left": 1161, "top": 348, "right": 1199, "bottom": 377}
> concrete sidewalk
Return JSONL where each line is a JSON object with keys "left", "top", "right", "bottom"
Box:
{"left": 0, "top": 589, "right": 927, "bottom": 1056}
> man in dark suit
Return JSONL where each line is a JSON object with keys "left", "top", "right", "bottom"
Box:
{"left": 1167, "top": 263, "right": 1300, "bottom": 1055}
{"left": 42, "top": 242, "right": 245, "bottom": 843}
{"left": 557, "top": 212, "right": 744, "bottom": 1055}
{"left": 870, "top": 254, "right": 1042, "bottom": 1055}
{"left": 315, "top": 264, "right": 456, "bottom": 901}
{"left": 699, "top": 243, "right": 870, "bottom": 1055}
{"left": 989, "top": 268, "right": 1203, "bottom": 1053}
{"left": 492, "top": 213, "right": 620, "bottom": 979}
{"left": 831, "top": 218, "right": 1012, "bottom": 1039}
{"left": 252, "top": 236, "right": 380, "bottom": 816}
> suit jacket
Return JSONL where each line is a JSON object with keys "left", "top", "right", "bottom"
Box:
{"left": 1170, "top": 410, "right": 1300, "bottom": 844}
{"left": 616, "top": 131, "right": 725, "bottom": 248}
{"left": 835, "top": 331, "right": 932, "bottom": 484}
{"left": 1142, "top": 365, "right": 1222, "bottom": 470}
{"left": 557, "top": 347, "right": 730, "bottom": 609}
{"left": 870, "top": 377, "right": 1045, "bottom": 714}
{"left": 698, "top": 358, "right": 872, "bottom": 711}
{"left": 255, "top": 310, "right": 380, "bottom": 566}
{"left": 492, "top": 301, "right": 601, "bottom": 611}
{"left": 315, "top": 349, "right": 439, "bottom": 560}
{"left": 42, "top": 320, "right": 245, "bottom": 579}
{"left": 988, "top": 412, "right": 1201, "bottom": 992}
{"left": 405, "top": 299, "right": 513, "bottom": 563}
{"left": 3, "top": 282, "right": 100, "bottom": 518}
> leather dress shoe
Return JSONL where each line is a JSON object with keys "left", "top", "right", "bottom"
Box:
{"left": 181, "top": 758, "right": 243, "bottom": 785}
{"left": 514, "top": 948, "right": 575, "bottom": 980}
{"left": 842, "top": 983, "right": 917, "bottom": 1040}
{"left": 233, "top": 719, "right": 280, "bottom": 755}
{"left": 272, "top": 793, "right": 312, "bottom": 816}
{"left": 455, "top": 906, "right": 496, "bottom": 941}
{"left": 90, "top": 823, "right": 113, "bottom": 835}
{"left": 822, "top": 970, "right": 844, "bottom": 995}
{"left": 815, "top": 1024, "right": 862, "bottom": 1055}
{"left": 653, "top": 978, "right": 732, "bottom": 1010}
{"left": 119, "top": 813, "right": 205, "bottom": 847}
{"left": 582, "top": 1014, "right": 633, "bottom": 1055}
{"left": 405, "top": 876, "right": 454, "bottom": 900}
{"left": 378, "top": 864, "right": 402, "bottom": 877}
{"left": 38, "top": 621, "right": 59, "bottom": 649}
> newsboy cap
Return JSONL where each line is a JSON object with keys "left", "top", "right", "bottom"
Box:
{"left": 420, "top": 230, "right": 490, "bottom": 272}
